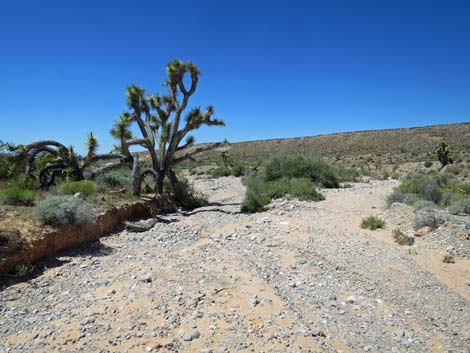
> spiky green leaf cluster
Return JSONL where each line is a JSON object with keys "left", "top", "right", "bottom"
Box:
{"left": 110, "top": 113, "right": 133, "bottom": 140}
{"left": 85, "top": 132, "right": 99, "bottom": 157}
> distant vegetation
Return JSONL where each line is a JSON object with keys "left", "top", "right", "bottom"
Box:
{"left": 198, "top": 123, "right": 470, "bottom": 179}
{"left": 387, "top": 170, "right": 470, "bottom": 215}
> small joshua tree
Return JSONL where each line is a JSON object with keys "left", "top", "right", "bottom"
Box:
{"left": 112, "top": 60, "right": 225, "bottom": 208}
{"left": 434, "top": 141, "right": 453, "bottom": 170}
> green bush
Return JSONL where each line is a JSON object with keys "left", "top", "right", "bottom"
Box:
{"left": 263, "top": 156, "right": 339, "bottom": 188}
{"left": 60, "top": 180, "right": 97, "bottom": 197}
{"left": 172, "top": 176, "right": 208, "bottom": 210}
{"left": 241, "top": 177, "right": 272, "bottom": 213}
{"left": 336, "top": 168, "right": 360, "bottom": 182}
{"left": 241, "top": 176, "right": 323, "bottom": 213}
{"left": 448, "top": 198, "right": 470, "bottom": 215}
{"left": 413, "top": 208, "right": 444, "bottom": 230}
{"left": 95, "top": 169, "right": 130, "bottom": 190}
{"left": 0, "top": 185, "right": 35, "bottom": 206}
{"left": 35, "top": 195, "right": 96, "bottom": 226}
{"left": 361, "top": 216, "right": 386, "bottom": 230}
{"left": 209, "top": 165, "right": 231, "bottom": 178}
{"left": 209, "top": 163, "right": 247, "bottom": 178}
{"left": 386, "top": 191, "right": 406, "bottom": 207}
{"left": 392, "top": 228, "right": 415, "bottom": 246}
{"left": 398, "top": 172, "right": 454, "bottom": 204}
{"left": 230, "top": 163, "right": 246, "bottom": 177}
{"left": 0, "top": 156, "right": 9, "bottom": 179}
{"left": 412, "top": 199, "right": 436, "bottom": 210}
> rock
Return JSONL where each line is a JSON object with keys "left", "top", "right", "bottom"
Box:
{"left": 183, "top": 330, "right": 201, "bottom": 341}
{"left": 73, "top": 192, "right": 82, "bottom": 198}
{"left": 96, "top": 195, "right": 105, "bottom": 203}
{"left": 310, "top": 330, "right": 326, "bottom": 337}
{"left": 249, "top": 296, "right": 260, "bottom": 307}
{"left": 415, "top": 226, "right": 431, "bottom": 236}
{"left": 346, "top": 295, "right": 356, "bottom": 304}
{"left": 139, "top": 273, "right": 152, "bottom": 283}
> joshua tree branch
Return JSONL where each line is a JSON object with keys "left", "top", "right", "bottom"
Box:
{"left": 173, "top": 142, "right": 222, "bottom": 164}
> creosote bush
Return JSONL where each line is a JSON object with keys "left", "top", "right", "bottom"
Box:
{"left": 60, "top": 180, "right": 97, "bottom": 197}
{"left": 264, "top": 156, "right": 339, "bottom": 188}
{"left": 241, "top": 175, "right": 323, "bottom": 213}
{"left": 361, "top": 216, "right": 385, "bottom": 230}
{"left": 36, "top": 196, "right": 96, "bottom": 227}
{"left": 0, "top": 184, "right": 35, "bottom": 206}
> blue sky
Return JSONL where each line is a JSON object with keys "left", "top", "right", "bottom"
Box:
{"left": 1, "top": 0, "right": 469, "bottom": 153}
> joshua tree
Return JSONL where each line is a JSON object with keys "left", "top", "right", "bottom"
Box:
{"left": 10, "top": 133, "right": 129, "bottom": 188}
{"left": 434, "top": 141, "right": 453, "bottom": 170}
{"left": 113, "top": 60, "right": 225, "bottom": 207}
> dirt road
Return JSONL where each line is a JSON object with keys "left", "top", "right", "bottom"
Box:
{"left": 1, "top": 176, "right": 469, "bottom": 352}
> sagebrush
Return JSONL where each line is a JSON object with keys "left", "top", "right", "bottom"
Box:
{"left": 36, "top": 196, "right": 96, "bottom": 226}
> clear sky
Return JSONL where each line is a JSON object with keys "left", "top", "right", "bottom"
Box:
{"left": 1, "top": 0, "right": 469, "bottom": 153}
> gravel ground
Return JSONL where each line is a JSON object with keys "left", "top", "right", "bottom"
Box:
{"left": 0, "top": 176, "right": 469, "bottom": 353}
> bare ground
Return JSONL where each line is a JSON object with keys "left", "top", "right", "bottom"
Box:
{"left": 0, "top": 176, "right": 469, "bottom": 353}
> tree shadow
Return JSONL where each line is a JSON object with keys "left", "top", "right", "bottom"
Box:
{"left": 182, "top": 208, "right": 239, "bottom": 216}
{"left": 0, "top": 241, "right": 114, "bottom": 290}
{"left": 207, "top": 201, "right": 240, "bottom": 207}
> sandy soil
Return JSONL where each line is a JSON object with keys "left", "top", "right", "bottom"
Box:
{"left": 0, "top": 176, "right": 469, "bottom": 353}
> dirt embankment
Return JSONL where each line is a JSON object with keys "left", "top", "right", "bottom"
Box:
{"left": 0, "top": 200, "right": 152, "bottom": 274}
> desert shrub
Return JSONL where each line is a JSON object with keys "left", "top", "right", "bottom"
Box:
{"left": 209, "top": 165, "right": 231, "bottom": 178}
{"left": 240, "top": 176, "right": 271, "bottom": 213}
{"left": 0, "top": 155, "right": 10, "bottom": 179}
{"left": 35, "top": 195, "right": 96, "bottom": 226}
{"left": 361, "top": 216, "right": 385, "bottom": 230}
{"left": 442, "top": 254, "right": 455, "bottom": 263}
{"left": 0, "top": 185, "right": 35, "bottom": 206}
{"left": 263, "top": 156, "right": 339, "bottom": 188}
{"left": 230, "top": 163, "right": 246, "bottom": 177}
{"left": 60, "top": 180, "right": 97, "bottom": 197}
{"left": 456, "top": 181, "right": 470, "bottom": 194}
{"left": 448, "top": 198, "right": 470, "bottom": 215}
{"left": 386, "top": 191, "right": 406, "bottom": 207}
{"left": 209, "top": 163, "right": 247, "bottom": 178}
{"left": 336, "top": 168, "right": 360, "bottom": 182}
{"left": 95, "top": 169, "right": 130, "bottom": 190}
{"left": 240, "top": 176, "right": 323, "bottom": 213}
{"left": 392, "top": 228, "right": 415, "bottom": 246}
{"left": 447, "top": 164, "right": 464, "bottom": 175}
{"left": 172, "top": 176, "right": 208, "bottom": 210}
{"left": 412, "top": 199, "right": 436, "bottom": 210}
{"left": 413, "top": 208, "right": 444, "bottom": 230}
{"left": 288, "top": 178, "right": 324, "bottom": 201}
{"left": 424, "top": 161, "right": 433, "bottom": 168}
{"left": 13, "top": 264, "right": 29, "bottom": 277}
{"left": 398, "top": 172, "right": 454, "bottom": 204}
